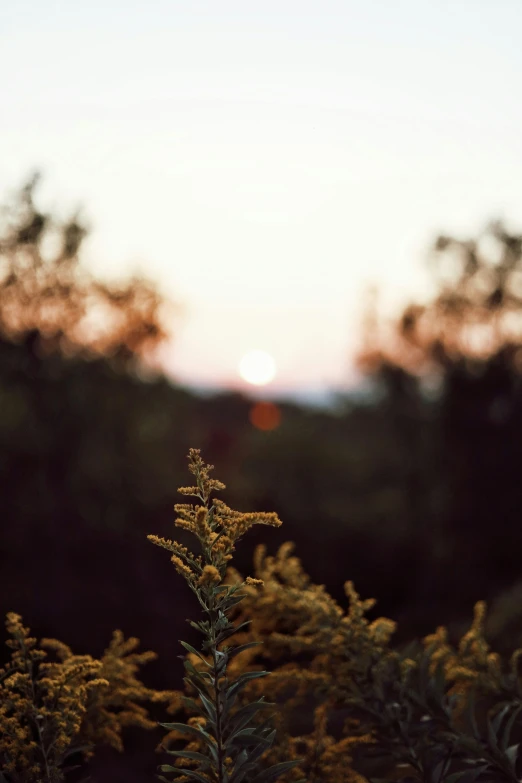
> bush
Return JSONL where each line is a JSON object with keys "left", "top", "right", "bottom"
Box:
{"left": 4, "top": 450, "right": 522, "bottom": 783}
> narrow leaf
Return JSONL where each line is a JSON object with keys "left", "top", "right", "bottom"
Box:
{"left": 229, "top": 730, "right": 272, "bottom": 748}
{"left": 225, "top": 698, "right": 272, "bottom": 736}
{"left": 505, "top": 742, "right": 519, "bottom": 769}
{"left": 228, "top": 641, "right": 263, "bottom": 660}
{"left": 217, "top": 620, "right": 252, "bottom": 644}
{"left": 179, "top": 641, "right": 211, "bottom": 666}
{"left": 199, "top": 691, "right": 217, "bottom": 723}
{"left": 502, "top": 703, "right": 522, "bottom": 751}
{"left": 251, "top": 759, "right": 303, "bottom": 783}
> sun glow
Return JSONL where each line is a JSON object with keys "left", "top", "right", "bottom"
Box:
{"left": 238, "top": 350, "right": 276, "bottom": 386}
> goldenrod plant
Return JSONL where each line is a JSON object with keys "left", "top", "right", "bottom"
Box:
{"left": 202, "top": 543, "right": 522, "bottom": 783}
{"left": 0, "top": 613, "right": 171, "bottom": 782}
{"left": 6, "top": 448, "right": 522, "bottom": 782}
{"left": 148, "top": 448, "right": 302, "bottom": 783}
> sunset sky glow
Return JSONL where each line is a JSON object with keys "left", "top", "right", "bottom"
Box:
{"left": 2, "top": 1, "right": 522, "bottom": 398}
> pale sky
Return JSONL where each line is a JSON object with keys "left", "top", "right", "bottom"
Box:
{"left": 2, "top": 0, "right": 522, "bottom": 397}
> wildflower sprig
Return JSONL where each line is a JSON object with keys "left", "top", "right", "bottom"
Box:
{"left": 0, "top": 614, "right": 172, "bottom": 783}
{"left": 0, "top": 612, "right": 107, "bottom": 783}
{"left": 148, "top": 449, "right": 301, "bottom": 783}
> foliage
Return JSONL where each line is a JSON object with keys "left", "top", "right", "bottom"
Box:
{"left": 169, "top": 541, "right": 522, "bottom": 783}
{"left": 360, "top": 220, "right": 522, "bottom": 377}
{"left": 6, "top": 444, "right": 522, "bottom": 782}
{"left": 357, "top": 220, "right": 522, "bottom": 621}
{"left": 0, "top": 613, "right": 172, "bottom": 782}
{"left": 0, "top": 173, "right": 173, "bottom": 367}
{"left": 148, "top": 449, "right": 301, "bottom": 783}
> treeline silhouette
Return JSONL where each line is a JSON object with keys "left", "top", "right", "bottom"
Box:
{"left": 2, "top": 176, "right": 522, "bottom": 778}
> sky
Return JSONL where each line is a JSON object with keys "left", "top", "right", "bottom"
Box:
{"left": 1, "top": 0, "right": 522, "bottom": 398}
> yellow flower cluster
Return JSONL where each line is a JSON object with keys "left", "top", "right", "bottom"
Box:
{"left": 0, "top": 614, "right": 172, "bottom": 780}
{"left": 0, "top": 613, "right": 107, "bottom": 780}
{"left": 421, "top": 599, "right": 507, "bottom": 723}
{"left": 148, "top": 448, "right": 281, "bottom": 591}
{"left": 80, "top": 629, "right": 174, "bottom": 754}
{"left": 198, "top": 564, "right": 221, "bottom": 587}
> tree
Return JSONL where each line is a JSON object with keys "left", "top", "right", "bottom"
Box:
{"left": 0, "top": 173, "right": 174, "bottom": 367}
{"left": 358, "top": 221, "right": 522, "bottom": 619}
{"left": 360, "top": 221, "right": 522, "bottom": 379}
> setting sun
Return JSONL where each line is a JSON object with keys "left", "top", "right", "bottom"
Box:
{"left": 238, "top": 350, "right": 276, "bottom": 386}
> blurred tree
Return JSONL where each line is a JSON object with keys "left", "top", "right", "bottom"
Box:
{"left": 359, "top": 221, "right": 522, "bottom": 625}
{"left": 360, "top": 221, "right": 522, "bottom": 376}
{"left": 0, "top": 172, "right": 173, "bottom": 367}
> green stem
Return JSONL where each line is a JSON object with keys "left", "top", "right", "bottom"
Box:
{"left": 211, "top": 645, "right": 225, "bottom": 783}
{"left": 208, "top": 594, "right": 225, "bottom": 783}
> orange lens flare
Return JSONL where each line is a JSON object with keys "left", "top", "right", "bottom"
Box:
{"left": 249, "top": 401, "right": 281, "bottom": 431}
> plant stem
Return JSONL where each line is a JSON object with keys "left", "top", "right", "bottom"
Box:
{"left": 211, "top": 641, "right": 225, "bottom": 783}
{"left": 206, "top": 590, "right": 225, "bottom": 783}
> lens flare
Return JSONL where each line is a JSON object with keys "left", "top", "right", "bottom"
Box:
{"left": 249, "top": 401, "right": 281, "bottom": 431}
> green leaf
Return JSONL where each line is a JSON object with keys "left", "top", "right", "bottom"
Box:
{"left": 217, "top": 620, "right": 252, "bottom": 644}
{"left": 491, "top": 703, "right": 512, "bottom": 736}
{"left": 160, "top": 721, "right": 219, "bottom": 765}
{"left": 183, "top": 674, "right": 212, "bottom": 701}
{"left": 226, "top": 670, "right": 269, "bottom": 701}
{"left": 229, "top": 729, "right": 272, "bottom": 748}
{"left": 198, "top": 691, "right": 217, "bottom": 723}
{"left": 189, "top": 620, "right": 210, "bottom": 634}
{"left": 214, "top": 649, "right": 228, "bottom": 675}
{"left": 230, "top": 763, "right": 259, "bottom": 783}
{"left": 179, "top": 641, "right": 211, "bottom": 666}
{"left": 250, "top": 759, "right": 303, "bottom": 783}
{"left": 501, "top": 703, "right": 522, "bottom": 751}
{"left": 159, "top": 721, "right": 212, "bottom": 746}
{"left": 504, "top": 742, "right": 519, "bottom": 770}
{"left": 218, "top": 594, "right": 246, "bottom": 611}
{"left": 215, "top": 613, "right": 230, "bottom": 632}
{"left": 182, "top": 662, "right": 213, "bottom": 699}
{"left": 184, "top": 658, "right": 213, "bottom": 681}
{"left": 234, "top": 749, "right": 249, "bottom": 768}
{"left": 229, "top": 749, "right": 253, "bottom": 783}
{"left": 230, "top": 752, "right": 267, "bottom": 783}
{"left": 213, "top": 582, "right": 240, "bottom": 595}
{"left": 227, "top": 641, "right": 263, "bottom": 659}
{"left": 224, "top": 698, "right": 272, "bottom": 736}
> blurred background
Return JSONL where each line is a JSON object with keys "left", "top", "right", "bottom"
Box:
{"left": 3, "top": 0, "right": 522, "bottom": 778}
